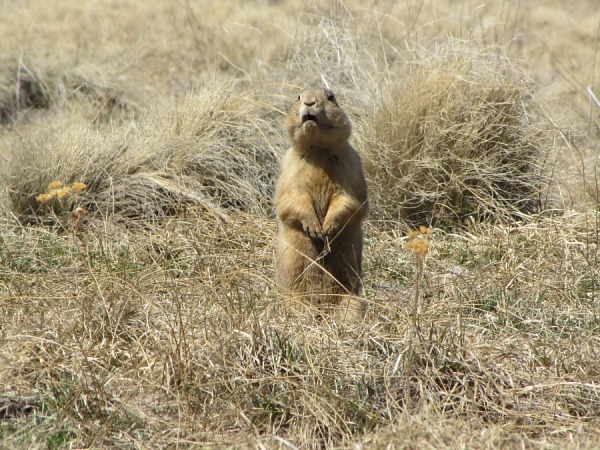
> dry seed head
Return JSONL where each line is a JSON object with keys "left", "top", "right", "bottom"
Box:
{"left": 71, "top": 206, "right": 87, "bottom": 220}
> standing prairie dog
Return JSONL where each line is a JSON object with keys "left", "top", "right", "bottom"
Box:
{"left": 275, "top": 88, "right": 368, "bottom": 320}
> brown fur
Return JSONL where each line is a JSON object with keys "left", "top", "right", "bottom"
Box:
{"left": 275, "top": 88, "right": 368, "bottom": 320}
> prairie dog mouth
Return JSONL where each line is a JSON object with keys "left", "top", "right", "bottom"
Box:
{"left": 301, "top": 113, "right": 318, "bottom": 124}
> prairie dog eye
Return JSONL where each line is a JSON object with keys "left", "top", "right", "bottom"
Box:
{"left": 297, "top": 95, "right": 301, "bottom": 102}
{"left": 327, "top": 93, "right": 336, "bottom": 102}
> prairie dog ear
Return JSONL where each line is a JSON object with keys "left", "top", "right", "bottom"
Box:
{"left": 325, "top": 90, "right": 336, "bottom": 103}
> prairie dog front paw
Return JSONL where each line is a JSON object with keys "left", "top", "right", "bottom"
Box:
{"left": 301, "top": 215, "right": 324, "bottom": 241}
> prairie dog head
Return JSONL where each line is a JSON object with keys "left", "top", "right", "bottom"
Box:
{"left": 286, "top": 88, "right": 352, "bottom": 150}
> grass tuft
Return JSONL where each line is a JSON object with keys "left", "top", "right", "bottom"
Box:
{"left": 5, "top": 81, "right": 281, "bottom": 224}
{"left": 362, "top": 41, "right": 551, "bottom": 227}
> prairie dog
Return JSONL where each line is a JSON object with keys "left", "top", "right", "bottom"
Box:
{"left": 275, "top": 88, "right": 368, "bottom": 320}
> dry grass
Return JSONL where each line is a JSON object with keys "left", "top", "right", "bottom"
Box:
{"left": 1, "top": 0, "right": 600, "bottom": 449}
{"left": 5, "top": 80, "right": 280, "bottom": 224}
{"left": 362, "top": 41, "right": 550, "bottom": 226}
{"left": 2, "top": 211, "right": 599, "bottom": 448}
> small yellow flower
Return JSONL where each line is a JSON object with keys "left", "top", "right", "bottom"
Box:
{"left": 48, "top": 181, "right": 63, "bottom": 190}
{"left": 56, "top": 187, "right": 72, "bottom": 199}
{"left": 406, "top": 228, "right": 432, "bottom": 254}
{"left": 415, "top": 239, "right": 430, "bottom": 254}
{"left": 71, "top": 182, "right": 87, "bottom": 192}
{"left": 36, "top": 193, "right": 55, "bottom": 203}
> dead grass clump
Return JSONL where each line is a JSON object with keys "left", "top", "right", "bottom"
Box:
{"left": 363, "top": 42, "right": 549, "bottom": 227}
{"left": 5, "top": 81, "right": 281, "bottom": 224}
{"left": 60, "top": 66, "right": 140, "bottom": 124}
{"left": 0, "top": 58, "right": 139, "bottom": 126}
{"left": 0, "top": 59, "right": 53, "bottom": 125}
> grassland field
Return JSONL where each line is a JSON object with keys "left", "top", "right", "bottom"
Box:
{"left": 1, "top": 1, "right": 600, "bottom": 448}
